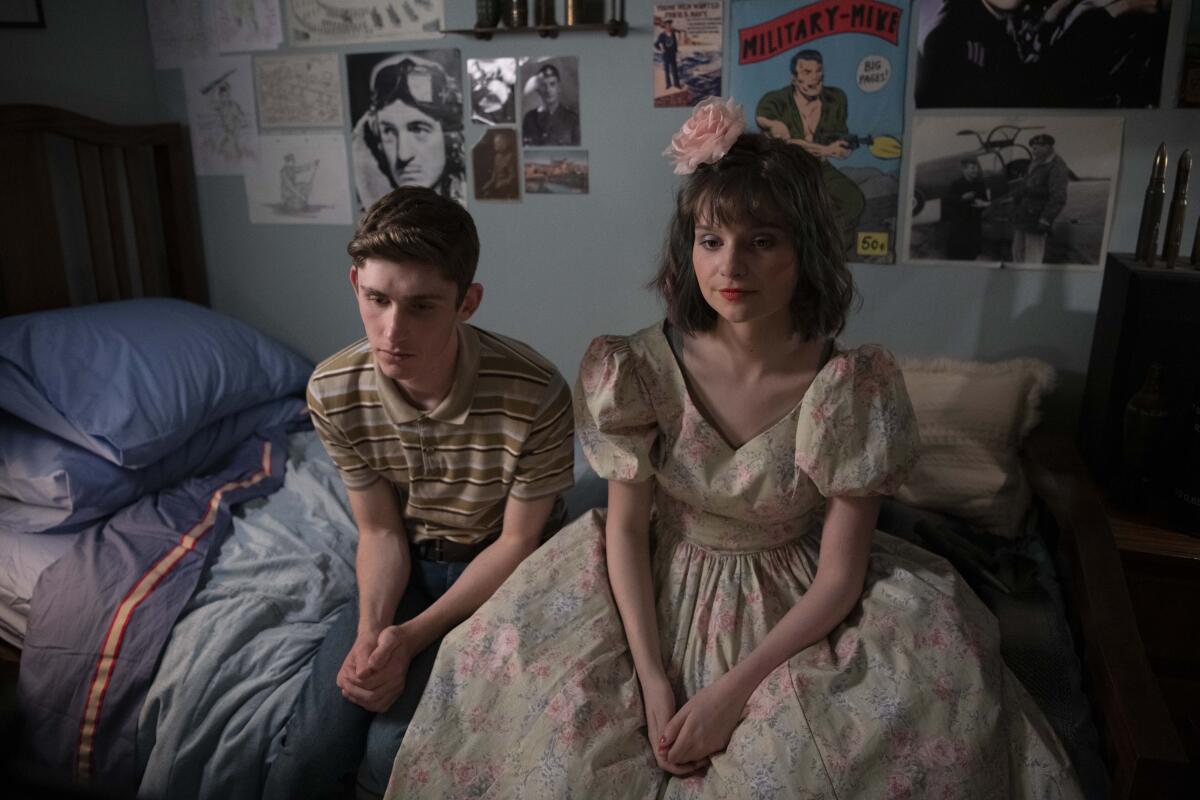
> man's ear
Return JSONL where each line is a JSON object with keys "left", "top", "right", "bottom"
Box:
{"left": 348, "top": 264, "right": 359, "bottom": 293}
{"left": 458, "top": 283, "right": 484, "bottom": 320}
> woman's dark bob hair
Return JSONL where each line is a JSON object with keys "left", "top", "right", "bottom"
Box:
{"left": 652, "top": 133, "right": 856, "bottom": 340}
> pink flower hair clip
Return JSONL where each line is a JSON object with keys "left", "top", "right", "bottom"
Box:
{"left": 662, "top": 97, "right": 746, "bottom": 175}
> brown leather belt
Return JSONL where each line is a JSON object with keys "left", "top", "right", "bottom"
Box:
{"left": 413, "top": 533, "right": 499, "bottom": 563}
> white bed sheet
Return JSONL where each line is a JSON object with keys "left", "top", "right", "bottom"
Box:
{"left": 0, "top": 524, "right": 79, "bottom": 647}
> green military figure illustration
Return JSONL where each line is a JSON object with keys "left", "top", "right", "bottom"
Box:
{"left": 755, "top": 49, "right": 865, "bottom": 252}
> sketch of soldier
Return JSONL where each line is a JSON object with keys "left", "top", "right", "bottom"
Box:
{"left": 228, "top": 0, "right": 260, "bottom": 32}
{"left": 280, "top": 153, "right": 319, "bottom": 213}
{"left": 202, "top": 69, "right": 248, "bottom": 160}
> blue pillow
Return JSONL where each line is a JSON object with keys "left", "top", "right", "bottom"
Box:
{"left": 0, "top": 397, "right": 307, "bottom": 534}
{"left": 0, "top": 299, "right": 312, "bottom": 468}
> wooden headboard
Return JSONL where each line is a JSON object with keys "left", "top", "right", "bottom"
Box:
{"left": 0, "top": 104, "right": 207, "bottom": 315}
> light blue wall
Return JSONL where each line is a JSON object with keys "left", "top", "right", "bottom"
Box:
{"left": 4, "top": 1, "right": 1198, "bottom": 429}
{"left": 0, "top": 1, "right": 160, "bottom": 122}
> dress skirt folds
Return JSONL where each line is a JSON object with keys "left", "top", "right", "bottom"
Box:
{"left": 385, "top": 323, "right": 1082, "bottom": 799}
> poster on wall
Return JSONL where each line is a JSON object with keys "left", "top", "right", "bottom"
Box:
{"left": 183, "top": 56, "right": 259, "bottom": 175}
{"left": 906, "top": 114, "right": 1122, "bottom": 268}
{"left": 524, "top": 150, "right": 589, "bottom": 195}
{"left": 729, "top": 0, "right": 909, "bottom": 264}
{"left": 244, "top": 134, "right": 354, "bottom": 224}
{"left": 914, "top": 0, "right": 1169, "bottom": 108}
{"left": 346, "top": 49, "right": 465, "bottom": 212}
{"left": 146, "top": 0, "right": 214, "bottom": 69}
{"left": 652, "top": 2, "right": 724, "bottom": 108}
{"left": 1181, "top": 0, "right": 1200, "bottom": 107}
{"left": 287, "top": 0, "right": 443, "bottom": 46}
{"left": 468, "top": 58, "right": 517, "bottom": 125}
{"left": 473, "top": 128, "right": 521, "bottom": 201}
{"left": 255, "top": 54, "right": 344, "bottom": 129}
{"left": 215, "top": 0, "right": 283, "bottom": 53}
{"left": 519, "top": 56, "right": 582, "bottom": 147}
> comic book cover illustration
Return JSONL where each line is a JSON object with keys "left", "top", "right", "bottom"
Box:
{"left": 730, "top": 0, "right": 909, "bottom": 264}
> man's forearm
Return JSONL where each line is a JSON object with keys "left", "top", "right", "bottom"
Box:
{"left": 356, "top": 529, "right": 411, "bottom": 634}
{"left": 402, "top": 534, "right": 538, "bottom": 650}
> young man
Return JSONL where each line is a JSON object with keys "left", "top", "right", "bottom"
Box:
{"left": 520, "top": 62, "right": 580, "bottom": 147}
{"left": 263, "top": 187, "right": 574, "bottom": 799}
{"left": 1010, "top": 133, "right": 1069, "bottom": 264}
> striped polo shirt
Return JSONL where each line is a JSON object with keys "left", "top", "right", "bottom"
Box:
{"left": 307, "top": 323, "right": 574, "bottom": 545}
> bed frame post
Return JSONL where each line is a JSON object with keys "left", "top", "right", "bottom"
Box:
{"left": 0, "top": 127, "right": 71, "bottom": 313}
{"left": 1023, "top": 428, "right": 1194, "bottom": 796}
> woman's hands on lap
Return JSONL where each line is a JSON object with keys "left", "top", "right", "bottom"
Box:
{"left": 641, "top": 672, "right": 710, "bottom": 775}
{"left": 662, "top": 673, "right": 751, "bottom": 766}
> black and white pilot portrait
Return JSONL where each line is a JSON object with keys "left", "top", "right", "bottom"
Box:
{"left": 348, "top": 49, "right": 466, "bottom": 210}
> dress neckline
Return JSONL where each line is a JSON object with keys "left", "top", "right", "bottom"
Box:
{"left": 655, "top": 321, "right": 837, "bottom": 453}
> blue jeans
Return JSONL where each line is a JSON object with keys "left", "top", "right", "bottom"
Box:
{"left": 262, "top": 558, "right": 468, "bottom": 799}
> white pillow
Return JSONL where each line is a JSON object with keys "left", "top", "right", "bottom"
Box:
{"left": 896, "top": 357, "right": 1056, "bottom": 539}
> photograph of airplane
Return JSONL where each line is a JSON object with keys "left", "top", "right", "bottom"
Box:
{"left": 906, "top": 115, "right": 1122, "bottom": 267}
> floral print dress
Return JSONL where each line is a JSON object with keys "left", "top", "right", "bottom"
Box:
{"left": 385, "top": 323, "right": 1081, "bottom": 800}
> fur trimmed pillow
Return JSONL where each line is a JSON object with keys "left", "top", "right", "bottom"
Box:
{"left": 896, "top": 357, "right": 1056, "bottom": 539}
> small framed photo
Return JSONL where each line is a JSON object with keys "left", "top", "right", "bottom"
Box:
{"left": 0, "top": 0, "right": 45, "bottom": 28}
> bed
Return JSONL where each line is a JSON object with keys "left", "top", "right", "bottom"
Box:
{"left": 0, "top": 104, "right": 1193, "bottom": 799}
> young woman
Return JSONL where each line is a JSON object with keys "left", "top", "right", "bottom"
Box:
{"left": 383, "top": 99, "right": 1081, "bottom": 799}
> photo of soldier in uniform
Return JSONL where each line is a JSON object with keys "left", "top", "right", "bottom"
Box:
{"left": 347, "top": 49, "right": 465, "bottom": 210}
{"left": 915, "top": 0, "right": 1170, "bottom": 108}
{"left": 519, "top": 57, "right": 581, "bottom": 147}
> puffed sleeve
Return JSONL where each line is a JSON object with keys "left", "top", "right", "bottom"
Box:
{"left": 574, "top": 335, "right": 659, "bottom": 483}
{"left": 795, "top": 346, "right": 919, "bottom": 497}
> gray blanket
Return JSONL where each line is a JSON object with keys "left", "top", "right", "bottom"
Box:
{"left": 137, "top": 431, "right": 357, "bottom": 799}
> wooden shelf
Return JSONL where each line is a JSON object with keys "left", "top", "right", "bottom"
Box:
{"left": 441, "top": 21, "right": 629, "bottom": 39}
{"left": 1104, "top": 500, "right": 1200, "bottom": 562}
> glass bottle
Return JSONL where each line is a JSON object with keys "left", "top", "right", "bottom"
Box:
{"left": 1120, "top": 363, "right": 1169, "bottom": 514}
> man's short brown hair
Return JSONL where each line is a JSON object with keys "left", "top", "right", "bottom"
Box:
{"left": 347, "top": 187, "right": 480, "bottom": 303}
